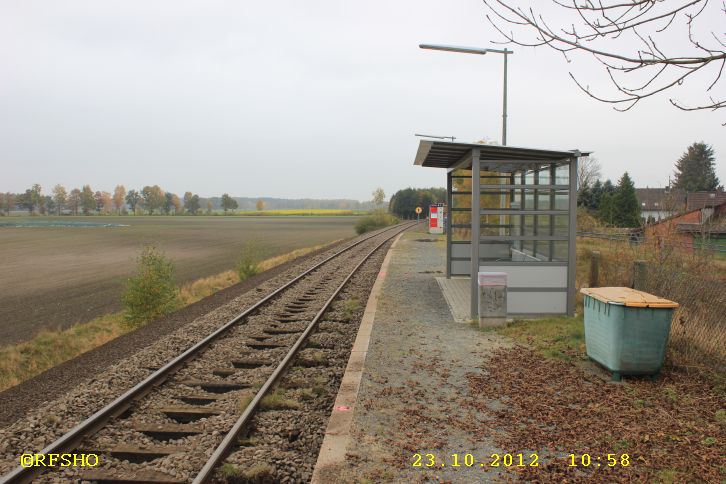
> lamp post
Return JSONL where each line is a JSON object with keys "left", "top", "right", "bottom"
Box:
{"left": 415, "top": 133, "right": 457, "bottom": 142}
{"left": 419, "top": 43, "right": 512, "bottom": 146}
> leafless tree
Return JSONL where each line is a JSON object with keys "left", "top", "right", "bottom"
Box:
{"left": 481, "top": 0, "right": 725, "bottom": 118}
{"left": 372, "top": 187, "right": 386, "bottom": 207}
{"left": 578, "top": 156, "right": 602, "bottom": 190}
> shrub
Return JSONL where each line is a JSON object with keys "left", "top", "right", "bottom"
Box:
{"left": 576, "top": 207, "right": 605, "bottom": 233}
{"left": 260, "top": 390, "right": 301, "bottom": 410}
{"left": 340, "top": 297, "right": 360, "bottom": 322}
{"left": 236, "top": 243, "right": 261, "bottom": 281}
{"left": 355, "top": 209, "right": 399, "bottom": 235}
{"left": 122, "top": 245, "right": 180, "bottom": 328}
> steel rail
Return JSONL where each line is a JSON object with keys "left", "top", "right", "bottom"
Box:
{"left": 0, "top": 222, "right": 416, "bottom": 484}
{"left": 193, "top": 222, "right": 412, "bottom": 483}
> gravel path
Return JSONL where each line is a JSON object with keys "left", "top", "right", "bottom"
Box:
{"left": 333, "top": 230, "right": 513, "bottom": 483}
{"left": 0, "top": 239, "right": 347, "bottom": 429}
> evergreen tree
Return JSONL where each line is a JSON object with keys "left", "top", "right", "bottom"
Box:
{"left": 612, "top": 172, "right": 641, "bottom": 227}
{"left": 599, "top": 192, "right": 615, "bottom": 225}
{"left": 577, "top": 181, "right": 594, "bottom": 208}
{"left": 595, "top": 179, "right": 616, "bottom": 223}
{"left": 673, "top": 142, "right": 720, "bottom": 192}
{"left": 602, "top": 179, "right": 615, "bottom": 196}
{"left": 590, "top": 179, "right": 604, "bottom": 210}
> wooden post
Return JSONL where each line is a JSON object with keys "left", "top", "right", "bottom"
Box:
{"left": 633, "top": 260, "right": 648, "bottom": 290}
{"left": 589, "top": 251, "right": 601, "bottom": 288}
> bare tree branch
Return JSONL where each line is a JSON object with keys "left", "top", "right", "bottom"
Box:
{"left": 481, "top": 0, "right": 726, "bottom": 117}
{"left": 578, "top": 156, "right": 602, "bottom": 191}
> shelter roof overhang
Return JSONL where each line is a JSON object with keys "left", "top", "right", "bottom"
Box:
{"left": 414, "top": 140, "right": 590, "bottom": 173}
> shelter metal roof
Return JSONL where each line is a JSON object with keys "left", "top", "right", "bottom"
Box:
{"left": 414, "top": 140, "right": 589, "bottom": 173}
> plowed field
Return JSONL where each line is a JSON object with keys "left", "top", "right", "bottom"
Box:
{"left": 0, "top": 216, "right": 356, "bottom": 346}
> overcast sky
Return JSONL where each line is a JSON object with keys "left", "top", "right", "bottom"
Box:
{"left": 1, "top": 0, "right": 724, "bottom": 201}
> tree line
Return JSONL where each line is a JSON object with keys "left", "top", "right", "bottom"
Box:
{"left": 388, "top": 187, "right": 446, "bottom": 219}
{"left": 0, "top": 184, "right": 385, "bottom": 216}
{"left": 0, "top": 183, "right": 227, "bottom": 216}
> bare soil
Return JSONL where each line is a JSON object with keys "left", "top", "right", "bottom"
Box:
{"left": 0, "top": 216, "right": 355, "bottom": 345}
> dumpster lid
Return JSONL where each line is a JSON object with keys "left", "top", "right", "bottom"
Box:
{"left": 580, "top": 287, "right": 679, "bottom": 308}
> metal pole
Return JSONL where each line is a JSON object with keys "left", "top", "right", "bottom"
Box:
{"left": 567, "top": 156, "right": 579, "bottom": 316}
{"left": 502, "top": 50, "right": 508, "bottom": 146}
{"left": 471, "top": 149, "right": 481, "bottom": 320}
{"left": 446, "top": 172, "right": 453, "bottom": 279}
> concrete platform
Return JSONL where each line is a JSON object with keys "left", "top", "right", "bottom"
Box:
{"left": 312, "top": 228, "right": 510, "bottom": 483}
{"left": 436, "top": 276, "right": 471, "bottom": 323}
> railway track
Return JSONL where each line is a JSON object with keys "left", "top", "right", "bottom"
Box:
{"left": 1, "top": 222, "right": 415, "bottom": 484}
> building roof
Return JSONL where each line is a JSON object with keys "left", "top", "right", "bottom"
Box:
{"left": 635, "top": 188, "right": 686, "bottom": 211}
{"left": 686, "top": 189, "right": 726, "bottom": 211}
{"left": 413, "top": 141, "right": 589, "bottom": 172}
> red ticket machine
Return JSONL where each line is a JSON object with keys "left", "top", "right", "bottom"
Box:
{"left": 429, "top": 203, "right": 444, "bottom": 234}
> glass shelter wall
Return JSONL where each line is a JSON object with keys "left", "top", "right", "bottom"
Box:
{"left": 449, "top": 162, "right": 571, "bottom": 270}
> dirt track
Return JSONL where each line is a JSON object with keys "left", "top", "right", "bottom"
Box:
{"left": 0, "top": 216, "right": 356, "bottom": 346}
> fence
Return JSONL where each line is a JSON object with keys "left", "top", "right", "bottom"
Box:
{"left": 577, "top": 231, "right": 726, "bottom": 254}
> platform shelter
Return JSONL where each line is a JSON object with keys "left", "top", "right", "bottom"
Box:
{"left": 414, "top": 141, "right": 588, "bottom": 319}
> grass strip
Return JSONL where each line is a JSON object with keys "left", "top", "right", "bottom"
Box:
{"left": 0, "top": 313, "right": 127, "bottom": 391}
{"left": 496, "top": 315, "right": 586, "bottom": 362}
{"left": 0, "top": 240, "right": 338, "bottom": 392}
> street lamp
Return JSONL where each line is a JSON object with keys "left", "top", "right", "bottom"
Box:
{"left": 419, "top": 43, "right": 512, "bottom": 146}
{"left": 415, "top": 133, "right": 457, "bottom": 142}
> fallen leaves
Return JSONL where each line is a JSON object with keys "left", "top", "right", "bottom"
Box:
{"left": 464, "top": 345, "right": 726, "bottom": 483}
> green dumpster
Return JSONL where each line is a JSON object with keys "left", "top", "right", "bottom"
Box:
{"left": 580, "top": 287, "right": 679, "bottom": 381}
